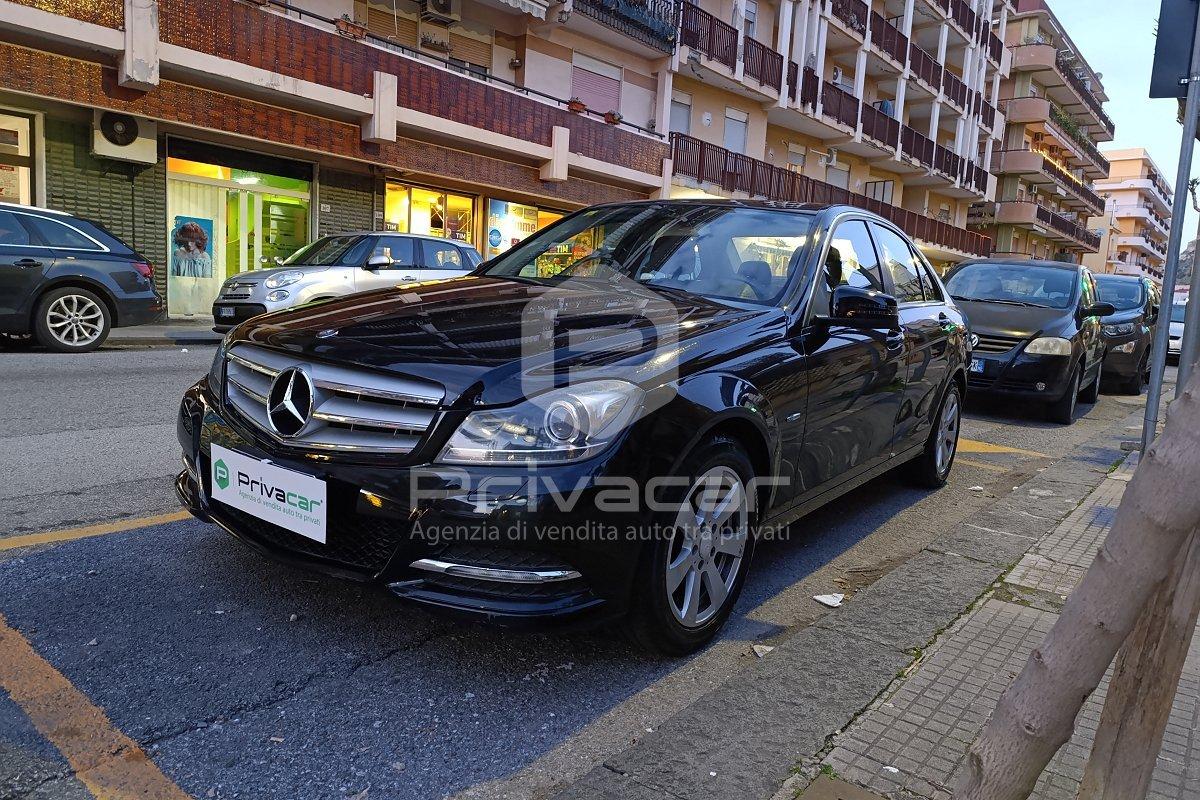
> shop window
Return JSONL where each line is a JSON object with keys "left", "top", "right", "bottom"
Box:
{"left": 485, "top": 199, "right": 564, "bottom": 258}
{"left": 0, "top": 112, "right": 34, "bottom": 204}
{"left": 386, "top": 182, "right": 475, "bottom": 244}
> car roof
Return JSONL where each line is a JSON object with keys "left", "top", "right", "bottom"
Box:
{"left": 953, "top": 257, "right": 1083, "bottom": 271}
{"left": 588, "top": 198, "right": 865, "bottom": 216}
{"left": 332, "top": 231, "right": 477, "bottom": 244}
{"left": 0, "top": 200, "right": 73, "bottom": 217}
{"left": 1093, "top": 273, "right": 1142, "bottom": 282}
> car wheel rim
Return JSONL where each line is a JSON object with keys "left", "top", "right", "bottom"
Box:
{"left": 935, "top": 391, "right": 960, "bottom": 475}
{"left": 46, "top": 295, "right": 104, "bottom": 347}
{"left": 665, "top": 466, "right": 749, "bottom": 629}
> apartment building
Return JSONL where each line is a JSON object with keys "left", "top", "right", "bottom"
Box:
{"left": 1082, "top": 148, "right": 1172, "bottom": 281}
{"left": 968, "top": 0, "right": 1111, "bottom": 263}
{"left": 0, "top": 0, "right": 676, "bottom": 317}
{"left": 667, "top": 0, "right": 1010, "bottom": 270}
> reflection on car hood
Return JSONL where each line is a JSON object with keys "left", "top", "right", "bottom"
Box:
{"left": 225, "top": 264, "right": 333, "bottom": 283}
{"left": 231, "top": 275, "right": 776, "bottom": 406}
{"left": 956, "top": 298, "right": 1071, "bottom": 339}
{"left": 1100, "top": 308, "right": 1143, "bottom": 325}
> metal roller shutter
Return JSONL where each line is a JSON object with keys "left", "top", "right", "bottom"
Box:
{"left": 365, "top": 8, "right": 418, "bottom": 48}
{"left": 570, "top": 66, "right": 621, "bottom": 114}
{"left": 449, "top": 32, "right": 492, "bottom": 69}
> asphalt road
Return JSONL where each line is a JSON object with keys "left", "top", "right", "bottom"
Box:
{"left": 0, "top": 344, "right": 1165, "bottom": 800}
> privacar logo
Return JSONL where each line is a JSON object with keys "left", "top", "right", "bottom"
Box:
{"left": 214, "top": 459, "right": 230, "bottom": 490}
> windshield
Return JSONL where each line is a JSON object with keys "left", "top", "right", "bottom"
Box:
{"left": 481, "top": 204, "right": 816, "bottom": 305}
{"left": 1094, "top": 277, "right": 1145, "bottom": 311}
{"left": 282, "top": 235, "right": 371, "bottom": 267}
{"left": 1173, "top": 303, "right": 1188, "bottom": 323}
{"left": 945, "top": 262, "right": 1076, "bottom": 309}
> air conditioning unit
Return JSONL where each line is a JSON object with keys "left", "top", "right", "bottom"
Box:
{"left": 91, "top": 111, "right": 157, "bottom": 165}
{"left": 420, "top": 0, "right": 459, "bottom": 24}
{"left": 830, "top": 66, "right": 844, "bottom": 84}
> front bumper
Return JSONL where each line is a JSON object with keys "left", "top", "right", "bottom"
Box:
{"left": 175, "top": 380, "right": 644, "bottom": 627}
{"left": 211, "top": 302, "right": 269, "bottom": 332}
{"left": 967, "top": 350, "right": 1074, "bottom": 400}
{"left": 1101, "top": 333, "right": 1146, "bottom": 378}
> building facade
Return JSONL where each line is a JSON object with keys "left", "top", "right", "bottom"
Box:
{"left": 0, "top": 0, "right": 676, "bottom": 317}
{"left": 667, "top": 0, "right": 1008, "bottom": 271}
{"left": 968, "top": 0, "right": 1112, "bottom": 263}
{"left": 1082, "top": 148, "right": 1172, "bottom": 281}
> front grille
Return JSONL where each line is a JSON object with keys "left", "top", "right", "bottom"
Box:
{"left": 215, "top": 500, "right": 408, "bottom": 574}
{"left": 434, "top": 544, "right": 577, "bottom": 573}
{"left": 223, "top": 344, "right": 443, "bottom": 454}
{"left": 220, "top": 281, "right": 258, "bottom": 300}
{"left": 973, "top": 333, "right": 1025, "bottom": 354}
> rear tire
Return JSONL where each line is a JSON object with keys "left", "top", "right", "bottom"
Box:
{"left": 1078, "top": 361, "right": 1101, "bottom": 404}
{"left": 902, "top": 381, "right": 962, "bottom": 489}
{"left": 1121, "top": 353, "right": 1148, "bottom": 395}
{"left": 1046, "top": 367, "right": 1080, "bottom": 424}
{"left": 626, "top": 435, "right": 757, "bottom": 656}
{"left": 33, "top": 287, "right": 111, "bottom": 353}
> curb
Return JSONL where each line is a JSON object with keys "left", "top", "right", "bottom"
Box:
{"left": 552, "top": 410, "right": 1140, "bottom": 800}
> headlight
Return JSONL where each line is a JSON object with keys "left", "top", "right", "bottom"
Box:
{"left": 438, "top": 380, "right": 645, "bottom": 464}
{"left": 265, "top": 270, "right": 304, "bottom": 289}
{"left": 266, "top": 289, "right": 290, "bottom": 302}
{"left": 1102, "top": 322, "right": 1135, "bottom": 336}
{"left": 1112, "top": 341, "right": 1136, "bottom": 353}
{"left": 207, "top": 339, "right": 227, "bottom": 396}
{"left": 1024, "top": 336, "right": 1073, "bottom": 356}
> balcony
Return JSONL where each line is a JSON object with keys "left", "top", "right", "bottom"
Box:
{"left": 860, "top": 102, "right": 899, "bottom": 149}
{"left": 1114, "top": 204, "right": 1171, "bottom": 238}
{"left": 986, "top": 31, "right": 1003, "bottom": 65}
{"left": 869, "top": 11, "right": 907, "bottom": 67}
{"left": 942, "top": 70, "right": 969, "bottom": 110}
{"left": 908, "top": 43, "right": 943, "bottom": 93}
{"left": 830, "top": 0, "right": 868, "bottom": 37}
{"left": 948, "top": 0, "right": 978, "bottom": 40}
{"left": 993, "top": 148, "right": 1104, "bottom": 215}
{"left": 1001, "top": 96, "right": 1109, "bottom": 178}
{"left": 821, "top": 81, "right": 860, "bottom": 130}
{"left": 995, "top": 201, "right": 1102, "bottom": 250}
{"left": 1117, "top": 235, "right": 1168, "bottom": 261}
{"left": 744, "top": 36, "right": 784, "bottom": 91}
{"left": 572, "top": 0, "right": 678, "bottom": 52}
{"left": 901, "top": 125, "right": 935, "bottom": 170}
{"left": 679, "top": 3, "right": 738, "bottom": 70}
{"left": 1009, "top": 43, "right": 1115, "bottom": 139}
{"left": 669, "top": 132, "right": 993, "bottom": 257}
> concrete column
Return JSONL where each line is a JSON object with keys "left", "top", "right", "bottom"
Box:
{"left": 854, "top": 47, "right": 867, "bottom": 99}
{"left": 652, "top": 157, "right": 674, "bottom": 200}
{"left": 776, "top": 0, "right": 795, "bottom": 107}
{"left": 654, "top": 62, "right": 673, "bottom": 134}
{"left": 928, "top": 102, "right": 942, "bottom": 141}
{"left": 733, "top": 0, "right": 747, "bottom": 80}
{"left": 119, "top": 0, "right": 159, "bottom": 91}
{"left": 362, "top": 71, "right": 398, "bottom": 143}
{"left": 901, "top": 0, "right": 915, "bottom": 37}
{"left": 936, "top": 22, "right": 949, "bottom": 64}
{"left": 539, "top": 126, "right": 570, "bottom": 182}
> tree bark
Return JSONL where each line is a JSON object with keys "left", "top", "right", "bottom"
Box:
{"left": 1076, "top": 528, "right": 1200, "bottom": 800}
{"left": 954, "top": 376, "right": 1200, "bottom": 800}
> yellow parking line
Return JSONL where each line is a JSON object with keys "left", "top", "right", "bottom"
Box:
{"left": 958, "top": 438, "right": 1048, "bottom": 458}
{"left": 0, "top": 611, "right": 191, "bottom": 799}
{"left": 0, "top": 511, "right": 191, "bottom": 552}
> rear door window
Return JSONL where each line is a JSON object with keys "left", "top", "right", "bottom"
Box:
{"left": 23, "top": 214, "right": 102, "bottom": 250}
{"left": 0, "top": 210, "right": 32, "bottom": 246}
{"left": 421, "top": 240, "right": 466, "bottom": 269}
{"left": 870, "top": 223, "right": 926, "bottom": 303}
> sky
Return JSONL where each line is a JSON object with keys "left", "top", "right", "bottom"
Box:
{"left": 1048, "top": 0, "right": 1197, "bottom": 237}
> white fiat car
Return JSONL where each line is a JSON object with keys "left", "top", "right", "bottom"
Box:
{"left": 211, "top": 232, "right": 482, "bottom": 332}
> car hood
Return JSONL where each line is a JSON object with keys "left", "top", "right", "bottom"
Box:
{"left": 228, "top": 264, "right": 333, "bottom": 283}
{"left": 955, "top": 298, "right": 1072, "bottom": 339}
{"left": 1100, "top": 308, "right": 1143, "bottom": 326}
{"left": 229, "top": 275, "right": 776, "bottom": 406}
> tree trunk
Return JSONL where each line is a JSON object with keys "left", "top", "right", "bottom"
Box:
{"left": 954, "top": 377, "right": 1200, "bottom": 800}
{"left": 1076, "top": 529, "right": 1200, "bottom": 799}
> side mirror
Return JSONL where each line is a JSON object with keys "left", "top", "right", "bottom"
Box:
{"left": 1084, "top": 302, "right": 1117, "bottom": 318}
{"left": 819, "top": 285, "right": 900, "bottom": 330}
{"left": 365, "top": 254, "right": 392, "bottom": 270}
{"left": 1148, "top": 304, "right": 1160, "bottom": 323}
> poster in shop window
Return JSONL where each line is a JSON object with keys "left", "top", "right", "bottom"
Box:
{"left": 171, "top": 216, "right": 214, "bottom": 278}
{"left": 0, "top": 165, "right": 19, "bottom": 200}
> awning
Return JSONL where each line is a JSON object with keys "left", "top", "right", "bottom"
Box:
{"left": 495, "top": 0, "right": 550, "bottom": 18}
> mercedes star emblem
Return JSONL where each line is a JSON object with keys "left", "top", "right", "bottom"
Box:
{"left": 267, "top": 367, "right": 314, "bottom": 437}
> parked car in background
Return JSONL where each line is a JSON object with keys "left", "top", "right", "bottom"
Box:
{"left": 0, "top": 202, "right": 163, "bottom": 352}
{"left": 177, "top": 201, "right": 969, "bottom": 654}
{"left": 1169, "top": 299, "right": 1187, "bottom": 363}
{"left": 944, "top": 259, "right": 1114, "bottom": 424}
{"left": 211, "top": 232, "right": 483, "bottom": 332}
{"left": 1093, "top": 274, "right": 1159, "bottom": 395}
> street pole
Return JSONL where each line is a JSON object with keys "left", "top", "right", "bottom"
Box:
{"left": 1177, "top": 183, "right": 1200, "bottom": 390}
{"left": 1143, "top": 0, "right": 1200, "bottom": 454}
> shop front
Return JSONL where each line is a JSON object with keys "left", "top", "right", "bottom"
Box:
{"left": 384, "top": 181, "right": 475, "bottom": 244}
{"left": 485, "top": 199, "right": 564, "bottom": 259}
{"left": 165, "top": 141, "right": 311, "bottom": 318}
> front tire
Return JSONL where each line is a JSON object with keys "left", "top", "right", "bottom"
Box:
{"left": 903, "top": 380, "right": 962, "bottom": 489}
{"left": 1046, "top": 367, "right": 1080, "bottom": 424}
{"left": 1121, "top": 353, "right": 1149, "bottom": 395}
{"left": 626, "top": 435, "right": 757, "bottom": 656}
{"left": 1078, "top": 361, "right": 1101, "bottom": 404}
{"left": 33, "top": 287, "right": 111, "bottom": 353}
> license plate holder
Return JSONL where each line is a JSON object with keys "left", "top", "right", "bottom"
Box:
{"left": 210, "top": 444, "right": 327, "bottom": 543}
{"left": 218, "top": 306, "right": 235, "bottom": 318}
{"left": 969, "top": 358, "right": 985, "bottom": 374}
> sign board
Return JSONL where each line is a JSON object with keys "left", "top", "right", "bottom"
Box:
{"left": 1151, "top": 0, "right": 1200, "bottom": 98}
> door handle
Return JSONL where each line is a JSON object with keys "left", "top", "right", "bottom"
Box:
{"left": 401, "top": 275, "right": 416, "bottom": 281}
{"left": 12, "top": 258, "right": 41, "bottom": 269}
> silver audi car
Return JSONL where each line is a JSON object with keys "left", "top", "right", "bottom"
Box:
{"left": 211, "top": 232, "right": 482, "bottom": 332}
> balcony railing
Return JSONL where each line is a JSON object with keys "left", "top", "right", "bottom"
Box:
{"left": 670, "top": 132, "right": 993, "bottom": 256}
{"left": 1054, "top": 52, "right": 1115, "bottom": 136}
{"left": 909, "top": 42, "right": 942, "bottom": 91}
{"left": 830, "top": 0, "right": 868, "bottom": 36}
{"left": 800, "top": 65, "right": 819, "bottom": 107}
{"left": 1032, "top": 203, "right": 1102, "bottom": 249}
{"left": 787, "top": 60, "right": 798, "bottom": 101}
{"left": 942, "top": 70, "right": 968, "bottom": 109}
{"left": 962, "top": 161, "right": 988, "bottom": 195}
{"left": 979, "top": 97, "right": 996, "bottom": 129}
{"left": 572, "top": 0, "right": 678, "bottom": 53}
{"left": 869, "top": 11, "right": 907, "bottom": 65}
{"left": 949, "top": 0, "right": 977, "bottom": 37}
{"left": 861, "top": 102, "right": 899, "bottom": 149}
{"left": 1038, "top": 153, "right": 1103, "bottom": 213}
{"left": 934, "top": 143, "right": 962, "bottom": 181}
{"left": 679, "top": 2, "right": 738, "bottom": 70}
{"left": 1047, "top": 103, "right": 1110, "bottom": 174}
{"left": 744, "top": 36, "right": 784, "bottom": 90}
{"left": 987, "top": 31, "right": 1003, "bottom": 64}
{"left": 822, "top": 80, "right": 860, "bottom": 129}
{"left": 901, "top": 124, "right": 935, "bottom": 169}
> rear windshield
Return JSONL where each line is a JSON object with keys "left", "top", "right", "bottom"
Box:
{"left": 1173, "top": 303, "right": 1188, "bottom": 323}
{"left": 945, "top": 262, "right": 1077, "bottom": 310}
{"left": 283, "top": 235, "right": 371, "bottom": 267}
{"left": 1094, "top": 277, "right": 1145, "bottom": 311}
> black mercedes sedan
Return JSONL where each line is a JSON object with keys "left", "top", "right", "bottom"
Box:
{"left": 944, "top": 259, "right": 1114, "bottom": 424}
{"left": 1094, "top": 273, "right": 1160, "bottom": 394}
{"left": 176, "top": 201, "right": 969, "bottom": 654}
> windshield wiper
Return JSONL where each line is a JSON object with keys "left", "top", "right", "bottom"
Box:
{"left": 952, "top": 295, "right": 1049, "bottom": 308}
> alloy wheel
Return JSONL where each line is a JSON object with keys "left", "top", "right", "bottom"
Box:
{"left": 46, "top": 294, "right": 104, "bottom": 347}
{"left": 665, "top": 466, "right": 749, "bottom": 628}
{"left": 935, "top": 390, "right": 960, "bottom": 475}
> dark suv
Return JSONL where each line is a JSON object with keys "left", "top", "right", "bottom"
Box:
{"left": 1094, "top": 273, "right": 1159, "bottom": 394}
{"left": 0, "top": 202, "right": 163, "bottom": 352}
{"left": 176, "top": 201, "right": 969, "bottom": 653}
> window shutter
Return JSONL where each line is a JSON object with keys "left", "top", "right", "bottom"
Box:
{"left": 571, "top": 66, "right": 621, "bottom": 113}
{"left": 449, "top": 32, "right": 492, "bottom": 69}
{"left": 366, "top": 8, "right": 418, "bottom": 48}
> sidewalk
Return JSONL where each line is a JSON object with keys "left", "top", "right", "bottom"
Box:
{"left": 107, "top": 320, "right": 222, "bottom": 347}
{"left": 800, "top": 452, "right": 1200, "bottom": 800}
